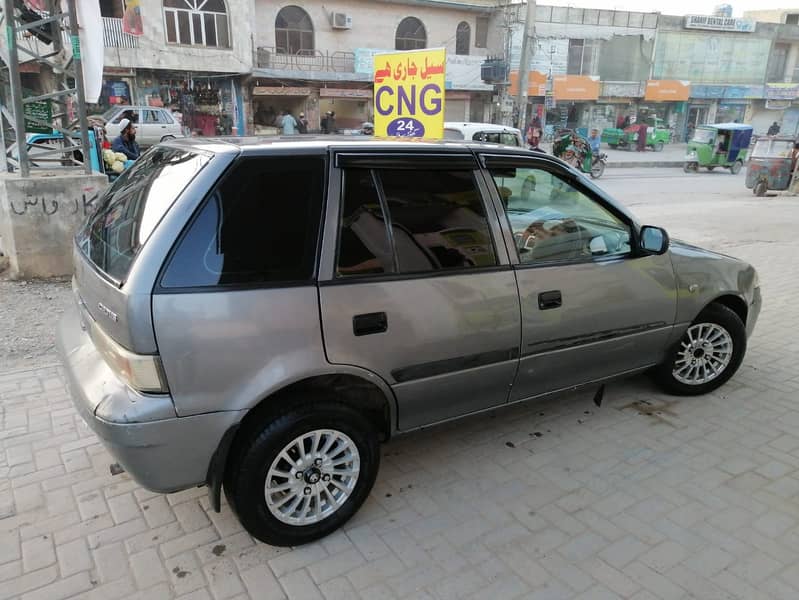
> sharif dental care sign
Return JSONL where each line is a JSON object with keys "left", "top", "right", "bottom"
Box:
{"left": 373, "top": 48, "right": 446, "bottom": 138}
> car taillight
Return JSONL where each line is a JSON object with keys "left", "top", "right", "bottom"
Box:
{"left": 90, "top": 321, "right": 168, "bottom": 394}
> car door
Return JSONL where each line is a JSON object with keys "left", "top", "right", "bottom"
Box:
{"left": 139, "top": 109, "right": 162, "bottom": 146}
{"left": 481, "top": 154, "right": 677, "bottom": 401}
{"left": 318, "top": 152, "right": 522, "bottom": 431}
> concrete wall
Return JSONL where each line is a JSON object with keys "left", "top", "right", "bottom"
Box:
{"left": 253, "top": 0, "right": 492, "bottom": 59}
{"left": 103, "top": 0, "right": 254, "bottom": 73}
{"left": 0, "top": 173, "right": 108, "bottom": 279}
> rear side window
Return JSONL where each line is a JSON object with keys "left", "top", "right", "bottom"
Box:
{"left": 336, "top": 167, "right": 497, "bottom": 277}
{"left": 77, "top": 147, "right": 209, "bottom": 282}
{"left": 161, "top": 156, "right": 324, "bottom": 288}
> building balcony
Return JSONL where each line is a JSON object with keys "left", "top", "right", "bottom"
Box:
{"left": 255, "top": 47, "right": 355, "bottom": 74}
{"left": 103, "top": 17, "right": 138, "bottom": 49}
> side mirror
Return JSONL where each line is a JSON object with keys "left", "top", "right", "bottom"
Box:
{"left": 640, "top": 226, "right": 669, "bottom": 255}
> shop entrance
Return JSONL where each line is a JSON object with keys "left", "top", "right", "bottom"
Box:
{"left": 319, "top": 98, "right": 370, "bottom": 132}
{"left": 252, "top": 95, "right": 310, "bottom": 135}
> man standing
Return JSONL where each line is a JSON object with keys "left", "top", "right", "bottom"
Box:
{"left": 281, "top": 110, "right": 298, "bottom": 135}
{"left": 637, "top": 122, "right": 648, "bottom": 152}
{"left": 767, "top": 121, "right": 781, "bottom": 136}
{"left": 111, "top": 118, "right": 140, "bottom": 160}
{"left": 297, "top": 112, "right": 309, "bottom": 134}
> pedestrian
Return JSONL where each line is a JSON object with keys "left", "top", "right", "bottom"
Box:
{"left": 281, "top": 110, "right": 297, "bottom": 135}
{"left": 111, "top": 118, "right": 140, "bottom": 160}
{"left": 327, "top": 111, "right": 337, "bottom": 134}
{"left": 767, "top": 121, "right": 781, "bottom": 136}
{"left": 360, "top": 122, "right": 374, "bottom": 135}
{"left": 791, "top": 141, "right": 799, "bottom": 173}
{"left": 297, "top": 112, "right": 309, "bottom": 134}
{"left": 636, "top": 122, "right": 648, "bottom": 152}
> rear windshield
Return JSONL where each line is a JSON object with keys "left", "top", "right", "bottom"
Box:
{"left": 77, "top": 147, "right": 210, "bottom": 282}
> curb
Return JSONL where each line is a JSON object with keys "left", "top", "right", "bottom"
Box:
{"left": 607, "top": 161, "right": 684, "bottom": 169}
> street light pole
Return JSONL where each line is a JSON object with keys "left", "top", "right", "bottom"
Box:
{"left": 515, "top": 0, "right": 536, "bottom": 131}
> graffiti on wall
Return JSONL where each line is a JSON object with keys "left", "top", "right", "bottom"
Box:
{"left": 8, "top": 194, "right": 97, "bottom": 217}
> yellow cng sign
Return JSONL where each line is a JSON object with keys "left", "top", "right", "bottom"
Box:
{"left": 373, "top": 48, "right": 446, "bottom": 139}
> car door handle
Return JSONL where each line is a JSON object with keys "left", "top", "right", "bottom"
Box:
{"left": 538, "top": 290, "right": 562, "bottom": 310}
{"left": 353, "top": 312, "right": 388, "bottom": 336}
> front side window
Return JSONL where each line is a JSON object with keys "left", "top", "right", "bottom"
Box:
{"left": 275, "top": 5, "right": 314, "bottom": 54}
{"left": 395, "top": 16, "right": 426, "bottom": 51}
{"left": 161, "top": 156, "right": 324, "bottom": 288}
{"left": 489, "top": 166, "right": 630, "bottom": 264}
{"left": 164, "top": 0, "right": 230, "bottom": 48}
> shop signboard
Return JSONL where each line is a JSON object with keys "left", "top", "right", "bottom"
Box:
{"left": 24, "top": 100, "right": 52, "bottom": 134}
{"left": 766, "top": 83, "right": 799, "bottom": 100}
{"left": 358, "top": 48, "right": 489, "bottom": 91}
{"left": 645, "top": 80, "right": 690, "bottom": 102}
{"left": 320, "top": 88, "right": 372, "bottom": 99}
{"left": 691, "top": 84, "right": 764, "bottom": 99}
{"left": 373, "top": 48, "right": 446, "bottom": 139}
{"left": 552, "top": 75, "right": 600, "bottom": 101}
{"left": 684, "top": 15, "right": 755, "bottom": 32}
{"left": 508, "top": 71, "right": 547, "bottom": 97}
{"left": 252, "top": 87, "right": 312, "bottom": 96}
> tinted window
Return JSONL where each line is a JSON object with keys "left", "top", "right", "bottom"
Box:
{"left": 337, "top": 170, "right": 394, "bottom": 277}
{"left": 379, "top": 169, "right": 497, "bottom": 272}
{"left": 490, "top": 166, "right": 630, "bottom": 264}
{"left": 162, "top": 156, "right": 324, "bottom": 288}
{"left": 77, "top": 147, "right": 209, "bottom": 281}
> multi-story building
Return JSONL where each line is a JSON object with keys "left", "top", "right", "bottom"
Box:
{"left": 97, "top": 0, "right": 254, "bottom": 135}
{"left": 249, "top": 0, "right": 498, "bottom": 133}
{"left": 25, "top": 0, "right": 799, "bottom": 138}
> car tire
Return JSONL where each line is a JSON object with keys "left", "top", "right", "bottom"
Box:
{"left": 683, "top": 162, "right": 698, "bottom": 173}
{"left": 160, "top": 135, "right": 176, "bottom": 142}
{"left": 652, "top": 303, "right": 746, "bottom": 396}
{"left": 590, "top": 161, "right": 605, "bottom": 179}
{"left": 754, "top": 181, "right": 767, "bottom": 197}
{"left": 654, "top": 141, "right": 665, "bottom": 152}
{"left": 730, "top": 160, "right": 742, "bottom": 175}
{"left": 707, "top": 166, "right": 716, "bottom": 171}
{"left": 224, "top": 399, "right": 380, "bottom": 547}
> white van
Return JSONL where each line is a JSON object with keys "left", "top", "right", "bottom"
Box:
{"left": 443, "top": 122, "right": 524, "bottom": 147}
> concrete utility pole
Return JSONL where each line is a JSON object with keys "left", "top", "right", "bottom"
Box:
{"left": 515, "top": 0, "right": 536, "bottom": 130}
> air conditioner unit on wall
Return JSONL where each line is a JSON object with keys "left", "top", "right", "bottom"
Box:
{"left": 332, "top": 12, "right": 352, "bottom": 29}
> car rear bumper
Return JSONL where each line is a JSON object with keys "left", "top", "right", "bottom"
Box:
{"left": 56, "top": 303, "right": 242, "bottom": 493}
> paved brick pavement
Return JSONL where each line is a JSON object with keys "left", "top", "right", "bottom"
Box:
{"left": 2, "top": 172, "right": 799, "bottom": 599}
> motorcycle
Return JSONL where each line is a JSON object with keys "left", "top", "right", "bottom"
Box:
{"left": 590, "top": 152, "right": 607, "bottom": 179}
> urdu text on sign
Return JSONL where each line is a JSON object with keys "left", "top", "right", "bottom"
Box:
{"left": 373, "top": 48, "right": 446, "bottom": 139}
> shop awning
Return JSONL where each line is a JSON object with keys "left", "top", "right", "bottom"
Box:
{"left": 508, "top": 71, "right": 547, "bottom": 97}
{"left": 252, "top": 86, "right": 313, "bottom": 96}
{"left": 645, "top": 80, "right": 690, "bottom": 102}
{"left": 553, "top": 76, "right": 600, "bottom": 101}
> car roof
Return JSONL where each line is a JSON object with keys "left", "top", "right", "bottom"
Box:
{"left": 700, "top": 123, "right": 753, "bottom": 131}
{"left": 163, "top": 135, "right": 531, "bottom": 155}
{"left": 444, "top": 122, "right": 522, "bottom": 134}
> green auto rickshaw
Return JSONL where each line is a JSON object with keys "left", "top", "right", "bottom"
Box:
{"left": 683, "top": 123, "right": 753, "bottom": 174}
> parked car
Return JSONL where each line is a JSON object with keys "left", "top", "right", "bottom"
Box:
{"left": 58, "top": 138, "right": 761, "bottom": 547}
{"left": 97, "top": 105, "right": 184, "bottom": 147}
{"left": 443, "top": 122, "right": 524, "bottom": 146}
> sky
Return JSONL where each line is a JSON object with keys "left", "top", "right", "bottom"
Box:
{"left": 544, "top": 0, "right": 794, "bottom": 17}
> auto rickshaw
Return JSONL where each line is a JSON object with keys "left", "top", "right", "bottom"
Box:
{"left": 552, "top": 129, "right": 606, "bottom": 179}
{"left": 683, "top": 123, "right": 752, "bottom": 174}
{"left": 745, "top": 136, "right": 797, "bottom": 196}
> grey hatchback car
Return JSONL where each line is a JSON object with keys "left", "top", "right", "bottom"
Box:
{"left": 57, "top": 137, "right": 761, "bottom": 546}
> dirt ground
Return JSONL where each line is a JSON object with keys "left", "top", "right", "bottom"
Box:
{"left": 0, "top": 272, "right": 72, "bottom": 371}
